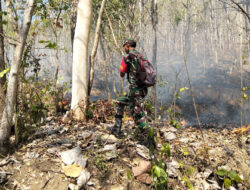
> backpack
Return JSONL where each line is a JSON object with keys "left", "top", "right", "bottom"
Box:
{"left": 130, "top": 53, "right": 157, "bottom": 87}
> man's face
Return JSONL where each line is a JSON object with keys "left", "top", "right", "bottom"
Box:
{"left": 124, "top": 44, "right": 130, "bottom": 53}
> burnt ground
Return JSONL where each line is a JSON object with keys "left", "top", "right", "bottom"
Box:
{"left": 0, "top": 114, "right": 249, "bottom": 190}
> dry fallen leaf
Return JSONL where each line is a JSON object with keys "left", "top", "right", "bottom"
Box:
{"left": 62, "top": 164, "right": 83, "bottom": 178}
{"left": 136, "top": 173, "right": 152, "bottom": 184}
{"left": 124, "top": 116, "right": 133, "bottom": 121}
{"left": 132, "top": 161, "right": 151, "bottom": 177}
{"left": 181, "top": 120, "right": 186, "bottom": 127}
{"left": 232, "top": 125, "right": 250, "bottom": 134}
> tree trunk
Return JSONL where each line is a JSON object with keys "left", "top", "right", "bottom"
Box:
{"left": 139, "top": 0, "right": 145, "bottom": 53}
{"left": 54, "top": 42, "right": 60, "bottom": 113}
{"left": 151, "top": 0, "right": 158, "bottom": 122}
{"left": 71, "top": 0, "right": 92, "bottom": 120}
{"left": 70, "top": 0, "right": 79, "bottom": 49}
{"left": 0, "top": 0, "right": 5, "bottom": 87}
{"left": 100, "top": 35, "right": 111, "bottom": 102}
{"left": 88, "top": 0, "right": 107, "bottom": 96}
{"left": 0, "top": 0, "right": 35, "bottom": 152}
{"left": 105, "top": 10, "right": 123, "bottom": 55}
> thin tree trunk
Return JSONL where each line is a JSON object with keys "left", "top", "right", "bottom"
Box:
{"left": 151, "top": 0, "right": 158, "bottom": 122}
{"left": 71, "top": 0, "right": 92, "bottom": 120}
{"left": 105, "top": 10, "right": 123, "bottom": 55}
{"left": 70, "top": 0, "right": 79, "bottom": 49}
{"left": 139, "top": 0, "right": 145, "bottom": 53}
{"left": 0, "top": 1, "right": 5, "bottom": 87}
{"left": 5, "top": 0, "right": 18, "bottom": 36}
{"left": 113, "top": 79, "right": 118, "bottom": 98}
{"left": 88, "top": 0, "right": 107, "bottom": 96}
{"left": 100, "top": 36, "right": 111, "bottom": 102}
{"left": 0, "top": 0, "right": 35, "bottom": 152}
{"left": 54, "top": 44, "right": 60, "bottom": 112}
{"left": 125, "top": 1, "right": 131, "bottom": 37}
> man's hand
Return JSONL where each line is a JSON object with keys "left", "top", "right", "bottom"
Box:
{"left": 120, "top": 72, "right": 125, "bottom": 78}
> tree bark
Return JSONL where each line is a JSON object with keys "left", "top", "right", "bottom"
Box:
{"left": 70, "top": 0, "right": 79, "bottom": 49}
{"left": 0, "top": 0, "right": 35, "bottom": 152}
{"left": 88, "top": 0, "right": 107, "bottom": 96}
{"left": 71, "top": 0, "right": 92, "bottom": 120}
{"left": 139, "top": 0, "right": 145, "bottom": 53}
{"left": 151, "top": 0, "right": 158, "bottom": 122}
{"left": 0, "top": 0, "right": 5, "bottom": 86}
{"left": 100, "top": 35, "right": 111, "bottom": 102}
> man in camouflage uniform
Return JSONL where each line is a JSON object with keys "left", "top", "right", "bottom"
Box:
{"left": 111, "top": 39, "right": 148, "bottom": 137}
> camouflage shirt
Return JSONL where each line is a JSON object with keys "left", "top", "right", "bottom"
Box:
{"left": 124, "top": 49, "right": 147, "bottom": 97}
{"left": 124, "top": 49, "right": 140, "bottom": 86}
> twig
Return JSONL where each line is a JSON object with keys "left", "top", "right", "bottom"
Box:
{"left": 183, "top": 0, "right": 205, "bottom": 142}
{"left": 0, "top": 33, "right": 20, "bottom": 46}
{"left": 218, "top": 0, "right": 250, "bottom": 20}
{"left": 42, "top": 177, "right": 53, "bottom": 189}
{"left": 41, "top": 169, "right": 64, "bottom": 174}
{"left": 0, "top": 158, "right": 17, "bottom": 167}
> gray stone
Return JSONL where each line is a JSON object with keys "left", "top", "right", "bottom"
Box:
{"left": 206, "top": 179, "right": 221, "bottom": 189}
{"left": 203, "top": 168, "right": 212, "bottom": 178}
{"left": 168, "top": 166, "right": 178, "bottom": 178}
{"left": 164, "top": 132, "right": 177, "bottom": 141}
{"left": 77, "top": 169, "right": 91, "bottom": 189}
{"left": 47, "top": 147, "right": 60, "bottom": 155}
{"left": 0, "top": 172, "right": 7, "bottom": 184}
{"left": 101, "top": 134, "right": 120, "bottom": 144}
{"left": 61, "top": 146, "right": 87, "bottom": 167}
{"left": 68, "top": 183, "right": 78, "bottom": 190}
{"left": 179, "top": 138, "right": 189, "bottom": 143}
{"left": 100, "top": 144, "right": 118, "bottom": 160}
{"left": 136, "top": 144, "right": 150, "bottom": 160}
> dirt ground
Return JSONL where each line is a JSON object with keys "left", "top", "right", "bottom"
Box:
{"left": 0, "top": 116, "right": 249, "bottom": 190}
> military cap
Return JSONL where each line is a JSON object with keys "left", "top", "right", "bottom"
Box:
{"left": 123, "top": 38, "right": 136, "bottom": 47}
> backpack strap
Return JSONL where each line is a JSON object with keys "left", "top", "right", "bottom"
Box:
{"left": 129, "top": 52, "right": 144, "bottom": 70}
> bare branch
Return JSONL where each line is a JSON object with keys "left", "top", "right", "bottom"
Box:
{"left": 218, "top": 0, "right": 250, "bottom": 20}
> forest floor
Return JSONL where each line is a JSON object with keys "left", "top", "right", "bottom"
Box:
{"left": 0, "top": 110, "right": 249, "bottom": 190}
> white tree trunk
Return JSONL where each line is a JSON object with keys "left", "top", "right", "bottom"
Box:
{"left": 0, "top": 0, "right": 35, "bottom": 151}
{"left": 71, "top": 0, "right": 92, "bottom": 120}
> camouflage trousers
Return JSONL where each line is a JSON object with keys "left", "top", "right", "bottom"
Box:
{"left": 115, "top": 86, "right": 147, "bottom": 129}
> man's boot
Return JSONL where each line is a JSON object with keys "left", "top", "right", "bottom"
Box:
{"left": 138, "top": 127, "right": 156, "bottom": 149}
{"left": 111, "top": 116, "right": 123, "bottom": 137}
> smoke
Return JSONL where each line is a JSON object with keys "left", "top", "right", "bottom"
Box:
{"left": 29, "top": 0, "right": 250, "bottom": 127}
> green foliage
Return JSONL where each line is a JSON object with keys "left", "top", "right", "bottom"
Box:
{"left": 94, "top": 154, "right": 106, "bottom": 170}
{"left": 182, "top": 176, "right": 193, "bottom": 189}
{"left": 179, "top": 162, "right": 195, "bottom": 189}
{"left": 182, "top": 147, "right": 189, "bottom": 156}
{"left": 0, "top": 67, "right": 10, "bottom": 78}
{"left": 152, "top": 165, "right": 168, "bottom": 190}
{"left": 149, "top": 127, "right": 155, "bottom": 138}
{"left": 145, "top": 100, "right": 154, "bottom": 113}
{"left": 224, "top": 178, "right": 231, "bottom": 189}
{"left": 39, "top": 40, "right": 58, "bottom": 49}
{"left": 161, "top": 143, "right": 171, "bottom": 158}
{"left": 170, "top": 118, "right": 181, "bottom": 129}
{"left": 151, "top": 143, "right": 170, "bottom": 189}
{"left": 179, "top": 87, "right": 189, "bottom": 92}
{"left": 85, "top": 106, "right": 94, "bottom": 119}
{"left": 216, "top": 169, "right": 242, "bottom": 188}
{"left": 127, "top": 170, "right": 132, "bottom": 180}
{"left": 157, "top": 75, "right": 168, "bottom": 88}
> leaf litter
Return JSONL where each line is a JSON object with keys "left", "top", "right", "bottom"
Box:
{"left": 0, "top": 105, "right": 249, "bottom": 189}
